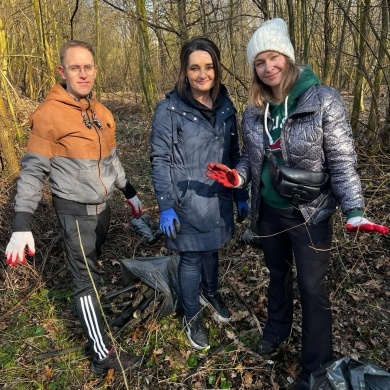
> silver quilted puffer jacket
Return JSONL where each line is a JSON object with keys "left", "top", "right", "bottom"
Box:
{"left": 237, "top": 84, "right": 365, "bottom": 228}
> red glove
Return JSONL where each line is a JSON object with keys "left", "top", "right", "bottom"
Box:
{"left": 5, "top": 232, "right": 36, "bottom": 267}
{"left": 346, "top": 217, "right": 389, "bottom": 234}
{"left": 127, "top": 195, "right": 143, "bottom": 219}
{"left": 206, "top": 163, "right": 242, "bottom": 188}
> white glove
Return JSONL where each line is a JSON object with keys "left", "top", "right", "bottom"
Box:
{"left": 126, "top": 195, "right": 143, "bottom": 219}
{"left": 346, "top": 217, "right": 389, "bottom": 234}
{"left": 5, "top": 232, "right": 36, "bottom": 267}
{"left": 346, "top": 216, "right": 371, "bottom": 226}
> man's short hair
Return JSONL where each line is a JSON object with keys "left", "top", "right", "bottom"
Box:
{"left": 59, "top": 40, "right": 96, "bottom": 65}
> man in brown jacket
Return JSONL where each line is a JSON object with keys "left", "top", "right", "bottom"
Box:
{"left": 5, "top": 40, "right": 143, "bottom": 374}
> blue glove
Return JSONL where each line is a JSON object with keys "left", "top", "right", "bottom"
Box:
{"left": 236, "top": 201, "right": 249, "bottom": 223}
{"left": 159, "top": 208, "right": 181, "bottom": 239}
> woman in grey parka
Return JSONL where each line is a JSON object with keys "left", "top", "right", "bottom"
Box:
{"left": 207, "top": 19, "right": 388, "bottom": 390}
{"left": 150, "top": 37, "right": 248, "bottom": 350}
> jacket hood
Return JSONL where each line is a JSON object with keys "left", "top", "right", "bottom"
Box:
{"left": 166, "top": 84, "right": 230, "bottom": 126}
{"left": 268, "top": 65, "right": 321, "bottom": 111}
{"left": 167, "top": 84, "right": 228, "bottom": 109}
{"left": 287, "top": 65, "right": 321, "bottom": 108}
{"left": 45, "top": 83, "right": 96, "bottom": 110}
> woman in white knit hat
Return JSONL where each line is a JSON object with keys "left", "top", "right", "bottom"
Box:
{"left": 207, "top": 18, "right": 388, "bottom": 390}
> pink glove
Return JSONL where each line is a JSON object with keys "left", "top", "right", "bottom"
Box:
{"left": 127, "top": 195, "right": 143, "bottom": 218}
{"left": 206, "top": 163, "right": 242, "bottom": 188}
{"left": 346, "top": 217, "right": 389, "bottom": 234}
{"left": 5, "top": 232, "right": 36, "bottom": 267}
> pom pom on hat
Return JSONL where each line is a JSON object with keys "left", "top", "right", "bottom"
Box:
{"left": 247, "top": 18, "right": 295, "bottom": 66}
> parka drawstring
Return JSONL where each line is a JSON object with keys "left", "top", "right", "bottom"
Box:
{"left": 264, "top": 96, "right": 289, "bottom": 146}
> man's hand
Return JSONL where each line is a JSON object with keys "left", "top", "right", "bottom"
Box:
{"left": 346, "top": 217, "right": 389, "bottom": 234}
{"left": 127, "top": 195, "right": 143, "bottom": 218}
{"left": 159, "top": 208, "right": 180, "bottom": 239}
{"left": 5, "top": 232, "right": 36, "bottom": 267}
{"left": 236, "top": 201, "right": 249, "bottom": 223}
{"left": 206, "top": 163, "right": 242, "bottom": 188}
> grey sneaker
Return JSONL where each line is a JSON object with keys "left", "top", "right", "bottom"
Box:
{"left": 90, "top": 347, "right": 143, "bottom": 375}
{"left": 199, "top": 292, "right": 231, "bottom": 322}
{"left": 183, "top": 315, "right": 210, "bottom": 350}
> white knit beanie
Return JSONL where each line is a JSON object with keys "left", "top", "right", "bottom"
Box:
{"left": 247, "top": 18, "right": 295, "bottom": 66}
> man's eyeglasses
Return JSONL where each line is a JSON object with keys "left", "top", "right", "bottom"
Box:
{"left": 64, "top": 64, "right": 97, "bottom": 77}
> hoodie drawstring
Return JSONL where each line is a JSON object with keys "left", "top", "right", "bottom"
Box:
{"left": 264, "top": 96, "right": 289, "bottom": 146}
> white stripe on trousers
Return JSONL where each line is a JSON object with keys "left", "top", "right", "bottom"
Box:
{"left": 80, "top": 295, "right": 109, "bottom": 360}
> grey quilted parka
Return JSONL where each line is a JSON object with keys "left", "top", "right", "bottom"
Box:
{"left": 237, "top": 84, "right": 365, "bottom": 229}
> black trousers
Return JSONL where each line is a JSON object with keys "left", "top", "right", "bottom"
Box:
{"left": 256, "top": 203, "right": 333, "bottom": 381}
{"left": 55, "top": 207, "right": 111, "bottom": 361}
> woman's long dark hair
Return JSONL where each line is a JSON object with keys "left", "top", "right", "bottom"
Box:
{"left": 176, "top": 37, "right": 221, "bottom": 101}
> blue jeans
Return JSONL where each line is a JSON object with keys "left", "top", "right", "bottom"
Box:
{"left": 256, "top": 203, "right": 333, "bottom": 381}
{"left": 179, "top": 250, "right": 219, "bottom": 318}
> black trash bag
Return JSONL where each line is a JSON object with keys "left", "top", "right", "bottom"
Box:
{"left": 120, "top": 255, "right": 181, "bottom": 318}
{"left": 309, "top": 357, "right": 390, "bottom": 390}
{"left": 130, "top": 213, "right": 163, "bottom": 243}
{"left": 350, "top": 363, "right": 390, "bottom": 390}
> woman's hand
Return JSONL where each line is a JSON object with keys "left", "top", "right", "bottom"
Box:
{"left": 346, "top": 217, "right": 388, "bottom": 234}
{"left": 206, "top": 163, "right": 242, "bottom": 188}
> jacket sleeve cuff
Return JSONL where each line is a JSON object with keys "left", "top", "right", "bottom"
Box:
{"left": 346, "top": 209, "right": 364, "bottom": 220}
{"left": 13, "top": 212, "right": 33, "bottom": 232}
{"left": 120, "top": 181, "right": 137, "bottom": 199}
{"left": 233, "top": 187, "right": 249, "bottom": 202}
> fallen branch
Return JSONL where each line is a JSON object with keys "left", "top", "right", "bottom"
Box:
{"left": 225, "top": 277, "right": 264, "bottom": 337}
{"left": 34, "top": 347, "right": 82, "bottom": 361}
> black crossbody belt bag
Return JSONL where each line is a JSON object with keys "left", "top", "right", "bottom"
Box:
{"left": 267, "top": 151, "right": 329, "bottom": 205}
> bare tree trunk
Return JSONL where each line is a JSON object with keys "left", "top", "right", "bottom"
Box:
{"left": 322, "top": 0, "right": 332, "bottom": 85}
{"left": 351, "top": 0, "right": 370, "bottom": 132}
{"left": 385, "top": 0, "right": 390, "bottom": 143}
{"left": 177, "top": 0, "right": 189, "bottom": 44}
{"left": 367, "top": 0, "right": 388, "bottom": 140}
{"left": 152, "top": 0, "right": 167, "bottom": 90}
{"left": 0, "top": 93, "right": 19, "bottom": 180}
{"left": 286, "top": 0, "right": 295, "bottom": 48}
{"left": 0, "top": 16, "right": 19, "bottom": 177}
{"left": 0, "top": 18, "right": 21, "bottom": 140}
{"left": 32, "top": 0, "right": 56, "bottom": 90}
{"left": 94, "top": 0, "right": 102, "bottom": 99}
{"left": 297, "top": 0, "right": 308, "bottom": 63}
{"left": 135, "top": 0, "right": 158, "bottom": 114}
{"left": 332, "top": 0, "right": 352, "bottom": 87}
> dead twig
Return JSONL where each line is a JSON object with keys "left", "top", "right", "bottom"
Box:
{"left": 226, "top": 277, "right": 264, "bottom": 337}
{"left": 33, "top": 347, "right": 82, "bottom": 361}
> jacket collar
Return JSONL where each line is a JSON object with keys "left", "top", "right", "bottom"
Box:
{"left": 167, "top": 90, "right": 235, "bottom": 128}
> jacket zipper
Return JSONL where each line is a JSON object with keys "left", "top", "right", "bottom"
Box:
{"left": 85, "top": 102, "right": 108, "bottom": 204}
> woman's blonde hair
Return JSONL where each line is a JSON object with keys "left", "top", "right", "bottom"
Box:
{"left": 248, "top": 56, "right": 300, "bottom": 108}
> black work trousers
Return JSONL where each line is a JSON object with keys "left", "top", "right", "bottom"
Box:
{"left": 256, "top": 203, "right": 333, "bottom": 381}
{"left": 55, "top": 206, "right": 111, "bottom": 361}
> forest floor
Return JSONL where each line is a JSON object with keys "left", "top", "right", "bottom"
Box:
{"left": 0, "top": 95, "right": 389, "bottom": 390}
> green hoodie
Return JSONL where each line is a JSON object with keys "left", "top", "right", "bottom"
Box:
{"left": 260, "top": 65, "right": 321, "bottom": 209}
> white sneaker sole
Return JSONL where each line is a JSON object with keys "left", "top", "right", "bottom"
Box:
{"left": 184, "top": 328, "right": 210, "bottom": 350}
{"left": 199, "top": 294, "right": 231, "bottom": 323}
